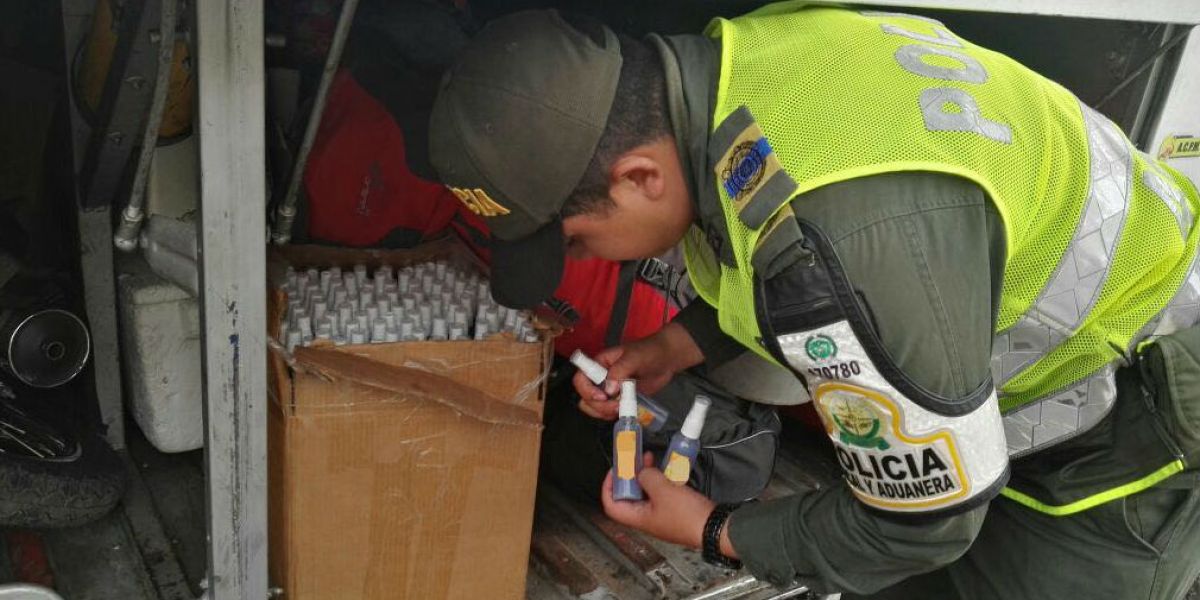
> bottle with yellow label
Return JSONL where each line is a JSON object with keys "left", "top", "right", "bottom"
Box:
{"left": 612, "top": 380, "right": 644, "bottom": 501}
{"left": 661, "top": 395, "right": 711, "bottom": 486}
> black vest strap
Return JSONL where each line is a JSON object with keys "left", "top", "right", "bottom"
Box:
{"left": 606, "top": 261, "right": 639, "bottom": 347}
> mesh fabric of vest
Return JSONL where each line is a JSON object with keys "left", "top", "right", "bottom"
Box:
{"left": 694, "top": 5, "right": 1200, "bottom": 406}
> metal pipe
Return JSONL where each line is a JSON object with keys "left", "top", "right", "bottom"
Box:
{"left": 271, "top": 0, "right": 360, "bottom": 245}
{"left": 113, "top": 0, "right": 178, "bottom": 252}
{"left": 1129, "top": 24, "right": 1179, "bottom": 146}
{"left": 1094, "top": 25, "right": 1193, "bottom": 111}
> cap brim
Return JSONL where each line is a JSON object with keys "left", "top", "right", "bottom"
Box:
{"left": 489, "top": 219, "right": 565, "bottom": 310}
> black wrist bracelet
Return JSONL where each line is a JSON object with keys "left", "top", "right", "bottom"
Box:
{"left": 702, "top": 502, "right": 743, "bottom": 570}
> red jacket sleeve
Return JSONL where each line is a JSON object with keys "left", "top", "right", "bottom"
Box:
{"left": 549, "top": 258, "right": 677, "bottom": 358}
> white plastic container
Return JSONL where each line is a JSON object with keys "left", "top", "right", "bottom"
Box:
{"left": 116, "top": 254, "right": 203, "bottom": 453}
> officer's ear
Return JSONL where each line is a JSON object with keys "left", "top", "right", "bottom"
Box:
{"left": 608, "top": 138, "right": 672, "bottom": 207}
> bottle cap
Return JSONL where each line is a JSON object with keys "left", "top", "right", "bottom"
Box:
{"left": 569, "top": 350, "right": 608, "bottom": 386}
{"left": 431, "top": 317, "right": 448, "bottom": 340}
{"left": 285, "top": 327, "right": 302, "bottom": 352}
{"left": 296, "top": 315, "right": 313, "bottom": 337}
{"left": 619, "top": 380, "right": 638, "bottom": 418}
{"left": 681, "top": 395, "right": 711, "bottom": 439}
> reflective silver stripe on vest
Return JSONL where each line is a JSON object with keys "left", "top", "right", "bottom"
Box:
{"left": 1001, "top": 365, "right": 1117, "bottom": 457}
{"left": 1143, "top": 167, "right": 1194, "bottom": 239}
{"left": 993, "top": 103, "right": 1133, "bottom": 455}
{"left": 1132, "top": 246, "right": 1200, "bottom": 352}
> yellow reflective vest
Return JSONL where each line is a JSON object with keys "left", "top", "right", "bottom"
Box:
{"left": 685, "top": 5, "right": 1200, "bottom": 473}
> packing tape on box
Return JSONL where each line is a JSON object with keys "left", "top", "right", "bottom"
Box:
{"left": 292, "top": 346, "right": 542, "bottom": 429}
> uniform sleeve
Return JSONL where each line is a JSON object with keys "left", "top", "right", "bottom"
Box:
{"left": 729, "top": 485, "right": 987, "bottom": 593}
{"left": 673, "top": 299, "right": 748, "bottom": 368}
{"left": 728, "top": 172, "right": 1007, "bottom": 594}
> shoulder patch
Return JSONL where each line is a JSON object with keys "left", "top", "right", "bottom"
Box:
{"left": 711, "top": 106, "right": 799, "bottom": 230}
{"left": 775, "top": 319, "right": 1009, "bottom": 515}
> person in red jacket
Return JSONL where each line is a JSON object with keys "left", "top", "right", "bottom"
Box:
{"left": 303, "top": 72, "right": 677, "bottom": 357}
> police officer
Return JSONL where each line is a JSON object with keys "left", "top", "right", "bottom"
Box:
{"left": 428, "top": 5, "right": 1200, "bottom": 598}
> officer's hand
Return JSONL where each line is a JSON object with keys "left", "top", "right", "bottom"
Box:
{"left": 600, "top": 453, "right": 721, "bottom": 552}
{"left": 572, "top": 345, "right": 625, "bottom": 421}
{"left": 572, "top": 323, "right": 704, "bottom": 420}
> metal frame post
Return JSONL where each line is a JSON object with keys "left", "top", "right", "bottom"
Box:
{"left": 195, "top": 1, "right": 268, "bottom": 598}
{"left": 79, "top": 0, "right": 164, "bottom": 209}
{"left": 60, "top": 0, "right": 127, "bottom": 450}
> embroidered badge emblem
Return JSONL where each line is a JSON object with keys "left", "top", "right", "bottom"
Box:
{"left": 722, "top": 137, "right": 772, "bottom": 201}
{"left": 816, "top": 382, "right": 969, "bottom": 510}
{"left": 805, "top": 334, "right": 838, "bottom": 362}
{"left": 710, "top": 106, "right": 799, "bottom": 230}
{"left": 830, "top": 395, "right": 890, "bottom": 450}
{"left": 449, "top": 186, "right": 510, "bottom": 217}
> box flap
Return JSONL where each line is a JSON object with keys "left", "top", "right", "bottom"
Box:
{"left": 293, "top": 346, "right": 541, "bottom": 429}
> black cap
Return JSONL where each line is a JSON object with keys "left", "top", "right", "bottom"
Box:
{"left": 429, "top": 10, "right": 621, "bottom": 308}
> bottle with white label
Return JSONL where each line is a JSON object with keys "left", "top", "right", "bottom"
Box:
{"left": 612, "top": 380, "right": 644, "bottom": 501}
{"left": 570, "top": 350, "right": 670, "bottom": 432}
{"left": 661, "top": 395, "right": 711, "bottom": 486}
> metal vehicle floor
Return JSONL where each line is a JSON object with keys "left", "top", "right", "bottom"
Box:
{"left": 0, "top": 418, "right": 839, "bottom": 599}
{"left": 525, "top": 420, "right": 841, "bottom": 600}
{"left": 2, "top": 419, "right": 1195, "bottom": 600}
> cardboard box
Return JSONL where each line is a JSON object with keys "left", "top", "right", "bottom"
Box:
{"left": 267, "top": 239, "right": 552, "bottom": 599}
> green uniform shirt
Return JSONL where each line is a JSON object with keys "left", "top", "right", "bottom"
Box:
{"left": 650, "top": 27, "right": 1194, "bottom": 596}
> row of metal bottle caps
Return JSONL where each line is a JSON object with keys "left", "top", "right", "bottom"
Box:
{"left": 281, "top": 261, "right": 539, "bottom": 349}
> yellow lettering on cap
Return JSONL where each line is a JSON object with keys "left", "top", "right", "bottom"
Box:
{"left": 448, "top": 186, "right": 511, "bottom": 217}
